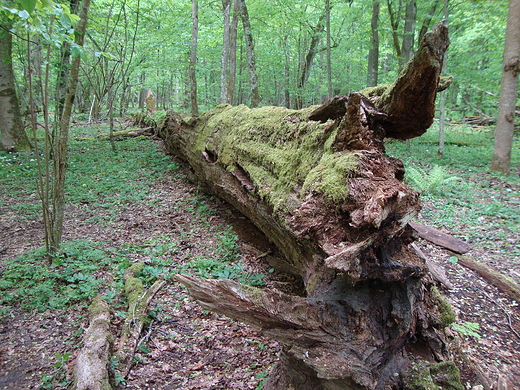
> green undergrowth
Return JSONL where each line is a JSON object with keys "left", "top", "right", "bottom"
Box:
{"left": 0, "top": 134, "right": 180, "bottom": 218}
{"left": 1, "top": 123, "right": 268, "bottom": 317}
{"left": 386, "top": 123, "right": 519, "bottom": 255}
{"left": 184, "top": 227, "right": 270, "bottom": 287}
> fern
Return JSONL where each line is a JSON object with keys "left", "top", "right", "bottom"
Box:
{"left": 405, "top": 165, "right": 460, "bottom": 195}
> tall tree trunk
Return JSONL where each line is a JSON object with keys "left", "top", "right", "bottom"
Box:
{"left": 227, "top": 0, "right": 238, "bottom": 105}
{"left": 386, "top": 0, "right": 403, "bottom": 63}
{"left": 367, "top": 0, "right": 380, "bottom": 87}
{"left": 325, "top": 0, "right": 332, "bottom": 98}
{"left": 400, "top": 0, "right": 417, "bottom": 69}
{"left": 417, "top": 0, "right": 440, "bottom": 44}
{"left": 161, "top": 22, "right": 458, "bottom": 390}
{"left": 0, "top": 18, "right": 30, "bottom": 152}
{"left": 296, "top": 13, "right": 326, "bottom": 109}
{"left": 189, "top": 0, "right": 199, "bottom": 116}
{"left": 283, "top": 35, "right": 291, "bottom": 107}
{"left": 236, "top": 0, "right": 260, "bottom": 107}
{"left": 438, "top": 0, "right": 449, "bottom": 157}
{"left": 220, "top": 0, "right": 232, "bottom": 104}
{"left": 50, "top": 0, "right": 91, "bottom": 254}
{"left": 55, "top": 0, "right": 81, "bottom": 122}
{"left": 490, "top": 0, "right": 519, "bottom": 174}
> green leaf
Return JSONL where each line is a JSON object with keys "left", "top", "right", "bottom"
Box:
{"left": 18, "top": 10, "right": 30, "bottom": 19}
{"left": 449, "top": 256, "right": 458, "bottom": 265}
{"left": 19, "top": 0, "right": 37, "bottom": 14}
{"left": 139, "top": 344, "right": 150, "bottom": 354}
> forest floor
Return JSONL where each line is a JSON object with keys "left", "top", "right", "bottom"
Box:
{"left": 0, "top": 128, "right": 519, "bottom": 390}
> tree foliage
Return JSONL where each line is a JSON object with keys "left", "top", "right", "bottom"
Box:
{"left": 5, "top": 0, "right": 512, "bottom": 125}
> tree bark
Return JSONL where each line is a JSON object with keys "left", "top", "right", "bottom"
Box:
{"left": 0, "top": 18, "right": 30, "bottom": 152}
{"left": 220, "top": 0, "right": 232, "bottom": 104}
{"left": 490, "top": 0, "right": 520, "bottom": 174}
{"left": 161, "top": 21, "right": 455, "bottom": 390}
{"left": 367, "top": 1, "right": 380, "bottom": 87}
{"left": 236, "top": 0, "right": 260, "bottom": 107}
{"left": 73, "top": 295, "right": 113, "bottom": 390}
{"left": 295, "top": 13, "right": 326, "bottom": 109}
{"left": 226, "top": 0, "right": 238, "bottom": 105}
{"left": 325, "top": 0, "right": 332, "bottom": 98}
{"left": 51, "top": 0, "right": 91, "bottom": 254}
{"left": 189, "top": 0, "right": 199, "bottom": 116}
{"left": 400, "top": 0, "right": 417, "bottom": 69}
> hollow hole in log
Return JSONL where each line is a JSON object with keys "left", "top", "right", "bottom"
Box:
{"left": 202, "top": 148, "right": 217, "bottom": 163}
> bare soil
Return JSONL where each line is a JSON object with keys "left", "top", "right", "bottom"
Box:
{"left": 0, "top": 142, "right": 519, "bottom": 390}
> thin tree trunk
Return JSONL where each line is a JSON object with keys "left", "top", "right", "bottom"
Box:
{"left": 51, "top": 0, "right": 91, "bottom": 254}
{"left": 438, "top": 0, "right": 449, "bottom": 157}
{"left": 387, "top": 0, "right": 402, "bottom": 63}
{"left": 0, "top": 18, "right": 30, "bottom": 152}
{"left": 55, "top": 0, "right": 80, "bottom": 122}
{"left": 490, "top": 0, "right": 519, "bottom": 174}
{"left": 236, "top": 0, "right": 260, "bottom": 107}
{"left": 283, "top": 35, "right": 291, "bottom": 107}
{"left": 189, "top": 0, "right": 199, "bottom": 116}
{"left": 418, "top": 0, "right": 440, "bottom": 44}
{"left": 325, "top": 0, "right": 332, "bottom": 98}
{"left": 367, "top": 0, "right": 380, "bottom": 87}
{"left": 227, "top": 0, "right": 238, "bottom": 105}
{"left": 296, "top": 13, "right": 326, "bottom": 109}
{"left": 400, "top": 0, "right": 417, "bottom": 69}
{"left": 220, "top": 0, "right": 231, "bottom": 104}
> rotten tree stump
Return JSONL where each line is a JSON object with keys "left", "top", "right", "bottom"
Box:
{"left": 160, "top": 21, "right": 459, "bottom": 390}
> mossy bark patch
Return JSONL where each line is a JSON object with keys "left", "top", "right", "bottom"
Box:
{"left": 403, "top": 361, "right": 464, "bottom": 390}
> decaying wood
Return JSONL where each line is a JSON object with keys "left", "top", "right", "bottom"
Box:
{"left": 162, "top": 21, "right": 457, "bottom": 390}
{"left": 99, "top": 128, "right": 154, "bottom": 139}
{"left": 453, "top": 254, "right": 520, "bottom": 303}
{"left": 409, "top": 221, "right": 472, "bottom": 254}
{"left": 412, "top": 243, "right": 453, "bottom": 289}
{"left": 115, "top": 263, "right": 166, "bottom": 378}
{"left": 73, "top": 294, "right": 113, "bottom": 390}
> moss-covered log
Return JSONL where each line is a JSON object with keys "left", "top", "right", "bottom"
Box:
{"left": 161, "top": 21, "right": 459, "bottom": 390}
{"left": 73, "top": 295, "right": 113, "bottom": 390}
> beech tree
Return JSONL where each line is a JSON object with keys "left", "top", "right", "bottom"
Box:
{"left": 0, "top": 15, "right": 30, "bottom": 152}
{"left": 490, "top": 0, "right": 519, "bottom": 174}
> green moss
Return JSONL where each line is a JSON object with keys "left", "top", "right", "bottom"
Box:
{"left": 194, "top": 104, "right": 358, "bottom": 212}
{"left": 431, "top": 285, "right": 456, "bottom": 327}
{"left": 403, "top": 362, "right": 464, "bottom": 390}
{"left": 124, "top": 262, "right": 145, "bottom": 305}
{"left": 88, "top": 294, "right": 109, "bottom": 320}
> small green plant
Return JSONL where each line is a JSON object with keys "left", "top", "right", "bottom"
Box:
{"left": 453, "top": 321, "right": 481, "bottom": 340}
{"left": 255, "top": 370, "right": 269, "bottom": 390}
{"left": 40, "top": 353, "right": 72, "bottom": 389}
{"left": 0, "top": 240, "right": 129, "bottom": 314}
{"left": 405, "top": 165, "right": 461, "bottom": 195}
{"left": 187, "top": 257, "right": 266, "bottom": 286}
{"left": 216, "top": 228, "right": 241, "bottom": 262}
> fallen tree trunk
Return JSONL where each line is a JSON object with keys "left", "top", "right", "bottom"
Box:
{"left": 73, "top": 295, "right": 113, "bottom": 390}
{"left": 160, "top": 21, "right": 458, "bottom": 390}
{"left": 115, "top": 263, "right": 166, "bottom": 379}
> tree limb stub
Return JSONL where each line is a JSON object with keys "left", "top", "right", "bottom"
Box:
{"left": 160, "top": 21, "right": 456, "bottom": 390}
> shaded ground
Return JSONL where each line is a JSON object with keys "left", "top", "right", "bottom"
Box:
{"left": 1, "top": 139, "right": 519, "bottom": 389}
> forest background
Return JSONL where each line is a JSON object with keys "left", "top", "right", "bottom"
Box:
{"left": 5, "top": 0, "right": 515, "bottom": 125}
